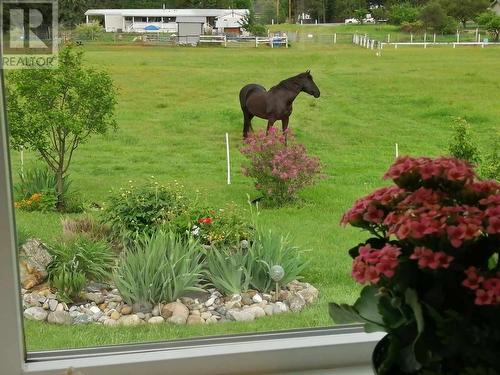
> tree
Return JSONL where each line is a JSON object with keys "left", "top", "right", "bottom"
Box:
{"left": 477, "top": 11, "right": 500, "bottom": 41}
{"left": 240, "top": 8, "right": 267, "bottom": 35}
{"left": 420, "top": 1, "right": 446, "bottom": 30}
{"left": 440, "top": 0, "right": 489, "bottom": 28}
{"left": 7, "top": 44, "right": 117, "bottom": 211}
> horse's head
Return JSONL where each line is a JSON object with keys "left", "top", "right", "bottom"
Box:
{"left": 300, "top": 70, "right": 320, "bottom": 98}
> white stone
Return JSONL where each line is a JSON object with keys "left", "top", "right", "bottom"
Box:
{"left": 47, "top": 311, "right": 72, "bottom": 325}
{"left": 264, "top": 305, "right": 274, "bottom": 316}
{"left": 287, "top": 294, "right": 306, "bottom": 312}
{"left": 119, "top": 314, "right": 141, "bottom": 326}
{"left": 205, "top": 297, "right": 216, "bottom": 307}
{"left": 89, "top": 305, "right": 101, "bottom": 314}
{"left": 252, "top": 294, "right": 263, "bottom": 303}
{"left": 104, "top": 319, "right": 118, "bottom": 327}
{"left": 200, "top": 312, "right": 212, "bottom": 320}
{"left": 48, "top": 299, "right": 58, "bottom": 311}
{"left": 227, "top": 309, "right": 255, "bottom": 322}
{"left": 24, "top": 307, "right": 48, "bottom": 321}
{"left": 247, "top": 306, "right": 265, "bottom": 318}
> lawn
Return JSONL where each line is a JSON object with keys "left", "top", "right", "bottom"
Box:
{"left": 13, "top": 42, "right": 500, "bottom": 351}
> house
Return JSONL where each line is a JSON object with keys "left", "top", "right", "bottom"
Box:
{"left": 215, "top": 10, "right": 247, "bottom": 35}
{"left": 84, "top": 8, "right": 249, "bottom": 33}
{"left": 491, "top": 0, "right": 500, "bottom": 15}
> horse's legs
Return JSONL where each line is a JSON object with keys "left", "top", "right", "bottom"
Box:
{"left": 266, "top": 119, "right": 275, "bottom": 134}
{"left": 281, "top": 117, "right": 289, "bottom": 132}
{"left": 243, "top": 111, "right": 254, "bottom": 139}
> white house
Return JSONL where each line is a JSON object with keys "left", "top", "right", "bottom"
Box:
{"left": 215, "top": 10, "right": 247, "bottom": 34}
{"left": 84, "top": 8, "right": 249, "bottom": 33}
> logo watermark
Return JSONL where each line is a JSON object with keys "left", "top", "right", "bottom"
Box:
{"left": 1, "top": 0, "right": 58, "bottom": 69}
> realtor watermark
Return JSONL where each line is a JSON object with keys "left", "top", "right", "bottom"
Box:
{"left": 1, "top": 0, "right": 58, "bottom": 69}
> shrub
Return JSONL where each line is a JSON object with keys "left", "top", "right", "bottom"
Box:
{"left": 13, "top": 165, "right": 82, "bottom": 212}
{"left": 419, "top": 1, "right": 446, "bottom": 31}
{"left": 169, "top": 204, "right": 253, "bottom": 247}
{"left": 477, "top": 11, "right": 500, "bottom": 42}
{"left": 74, "top": 21, "right": 103, "bottom": 41}
{"left": 240, "top": 129, "right": 323, "bottom": 206}
{"left": 247, "top": 229, "right": 309, "bottom": 292}
{"left": 333, "top": 156, "right": 500, "bottom": 373}
{"left": 206, "top": 246, "right": 252, "bottom": 295}
{"left": 102, "top": 179, "right": 189, "bottom": 246}
{"left": 61, "top": 216, "right": 111, "bottom": 242}
{"left": 47, "top": 237, "right": 115, "bottom": 302}
{"left": 400, "top": 20, "right": 425, "bottom": 33}
{"left": 113, "top": 231, "right": 204, "bottom": 305}
{"left": 448, "top": 118, "right": 481, "bottom": 165}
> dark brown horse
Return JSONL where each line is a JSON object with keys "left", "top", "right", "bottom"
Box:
{"left": 239, "top": 71, "right": 320, "bottom": 138}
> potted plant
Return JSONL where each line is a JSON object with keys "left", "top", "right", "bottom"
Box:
{"left": 330, "top": 156, "right": 500, "bottom": 374}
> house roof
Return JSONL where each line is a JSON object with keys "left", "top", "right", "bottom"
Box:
{"left": 176, "top": 16, "right": 206, "bottom": 23}
{"left": 85, "top": 8, "right": 249, "bottom": 18}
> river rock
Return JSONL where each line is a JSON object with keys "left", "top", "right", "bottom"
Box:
{"left": 89, "top": 305, "right": 101, "bottom": 314}
{"left": 161, "top": 302, "right": 189, "bottom": 324}
{"left": 298, "top": 284, "right": 319, "bottom": 304}
{"left": 187, "top": 315, "right": 204, "bottom": 325}
{"left": 119, "top": 314, "right": 141, "bottom": 326}
{"left": 19, "top": 239, "right": 52, "bottom": 289}
{"left": 24, "top": 306, "right": 48, "bottom": 321}
{"left": 227, "top": 309, "right": 255, "bottom": 322}
{"left": 132, "top": 301, "right": 153, "bottom": 314}
{"left": 252, "top": 294, "right": 263, "bottom": 303}
{"left": 205, "top": 297, "right": 216, "bottom": 307}
{"left": 148, "top": 316, "right": 164, "bottom": 324}
{"left": 200, "top": 311, "right": 211, "bottom": 320}
{"left": 23, "top": 293, "right": 41, "bottom": 308}
{"left": 287, "top": 294, "right": 306, "bottom": 312}
{"left": 110, "top": 310, "right": 121, "bottom": 320}
{"left": 246, "top": 306, "right": 266, "bottom": 318}
{"left": 74, "top": 314, "right": 93, "bottom": 325}
{"left": 151, "top": 304, "right": 161, "bottom": 317}
{"left": 273, "top": 302, "right": 289, "bottom": 314}
{"left": 121, "top": 305, "right": 132, "bottom": 315}
{"left": 47, "top": 311, "right": 72, "bottom": 325}
{"left": 264, "top": 305, "right": 274, "bottom": 316}
{"left": 48, "top": 299, "right": 58, "bottom": 311}
{"left": 104, "top": 319, "right": 119, "bottom": 327}
{"left": 85, "top": 292, "right": 105, "bottom": 305}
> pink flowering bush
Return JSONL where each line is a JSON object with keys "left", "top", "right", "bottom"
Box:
{"left": 240, "top": 129, "right": 323, "bottom": 206}
{"left": 331, "top": 156, "right": 500, "bottom": 374}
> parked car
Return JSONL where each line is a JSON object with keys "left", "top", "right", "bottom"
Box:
{"left": 344, "top": 18, "right": 359, "bottom": 24}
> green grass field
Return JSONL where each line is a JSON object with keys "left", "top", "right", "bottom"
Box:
{"left": 13, "top": 42, "right": 499, "bottom": 351}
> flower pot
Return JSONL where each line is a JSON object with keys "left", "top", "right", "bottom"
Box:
{"left": 372, "top": 334, "right": 391, "bottom": 375}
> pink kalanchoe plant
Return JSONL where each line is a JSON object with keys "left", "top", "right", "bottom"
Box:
{"left": 331, "top": 156, "right": 500, "bottom": 374}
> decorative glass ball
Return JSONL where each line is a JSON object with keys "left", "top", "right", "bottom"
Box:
{"left": 270, "top": 265, "right": 285, "bottom": 282}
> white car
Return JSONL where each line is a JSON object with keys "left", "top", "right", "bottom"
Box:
{"left": 344, "top": 18, "right": 359, "bottom": 24}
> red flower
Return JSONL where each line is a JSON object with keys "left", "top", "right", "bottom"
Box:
{"left": 198, "top": 217, "right": 213, "bottom": 225}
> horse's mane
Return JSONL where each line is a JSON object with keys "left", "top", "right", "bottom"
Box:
{"left": 271, "top": 72, "right": 308, "bottom": 91}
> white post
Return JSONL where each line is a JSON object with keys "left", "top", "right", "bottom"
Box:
{"left": 225, "top": 133, "right": 231, "bottom": 185}
{"left": 395, "top": 143, "right": 399, "bottom": 158}
{"left": 424, "top": 32, "right": 427, "bottom": 48}
{"left": 255, "top": 36, "right": 258, "bottom": 47}
{"left": 456, "top": 30, "right": 459, "bottom": 43}
{"left": 224, "top": 35, "right": 227, "bottom": 47}
{"left": 20, "top": 146, "right": 24, "bottom": 179}
{"left": 334, "top": 33, "right": 337, "bottom": 44}
{"left": 86, "top": 15, "right": 89, "bottom": 24}
{"left": 433, "top": 33, "right": 436, "bottom": 43}
{"left": 387, "top": 34, "right": 390, "bottom": 43}
{"left": 475, "top": 28, "right": 479, "bottom": 42}
{"left": 285, "top": 35, "right": 288, "bottom": 48}
{"left": 410, "top": 33, "right": 413, "bottom": 43}
{"left": 478, "top": 33, "right": 481, "bottom": 43}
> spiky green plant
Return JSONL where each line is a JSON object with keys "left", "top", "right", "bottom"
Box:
{"left": 113, "top": 231, "right": 204, "bottom": 305}
{"left": 247, "top": 229, "right": 309, "bottom": 292}
{"left": 206, "top": 246, "right": 252, "bottom": 296}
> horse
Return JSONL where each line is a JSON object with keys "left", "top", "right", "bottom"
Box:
{"left": 239, "top": 71, "right": 320, "bottom": 138}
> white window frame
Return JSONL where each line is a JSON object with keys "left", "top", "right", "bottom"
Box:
{"left": 0, "top": 69, "right": 383, "bottom": 375}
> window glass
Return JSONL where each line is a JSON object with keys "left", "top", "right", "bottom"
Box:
{"left": 6, "top": 1, "right": 499, "bottom": 355}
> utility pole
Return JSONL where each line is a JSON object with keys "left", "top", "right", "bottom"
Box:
{"left": 276, "top": 0, "right": 280, "bottom": 24}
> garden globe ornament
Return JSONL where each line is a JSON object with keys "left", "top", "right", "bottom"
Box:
{"left": 270, "top": 265, "right": 285, "bottom": 301}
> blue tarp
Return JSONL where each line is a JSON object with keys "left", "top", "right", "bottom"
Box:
{"left": 144, "top": 25, "right": 160, "bottom": 31}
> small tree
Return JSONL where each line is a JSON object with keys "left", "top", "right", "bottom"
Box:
{"left": 477, "top": 11, "right": 500, "bottom": 42}
{"left": 420, "top": 1, "right": 446, "bottom": 31}
{"left": 7, "top": 44, "right": 117, "bottom": 211}
{"left": 74, "top": 21, "right": 103, "bottom": 41}
{"left": 240, "top": 9, "right": 267, "bottom": 36}
{"left": 448, "top": 118, "right": 481, "bottom": 165}
{"left": 440, "top": 0, "right": 490, "bottom": 28}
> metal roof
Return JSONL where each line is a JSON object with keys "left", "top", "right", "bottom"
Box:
{"left": 176, "top": 16, "right": 206, "bottom": 23}
{"left": 85, "top": 8, "right": 248, "bottom": 18}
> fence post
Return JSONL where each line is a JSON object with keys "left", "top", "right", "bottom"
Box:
{"left": 224, "top": 35, "right": 227, "bottom": 47}
{"left": 285, "top": 35, "right": 288, "bottom": 48}
{"left": 410, "top": 33, "right": 413, "bottom": 43}
{"left": 424, "top": 32, "right": 427, "bottom": 48}
{"left": 387, "top": 34, "right": 390, "bottom": 43}
{"left": 433, "top": 33, "right": 436, "bottom": 43}
{"left": 255, "top": 36, "right": 258, "bottom": 47}
{"left": 334, "top": 33, "right": 337, "bottom": 44}
{"left": 456, "top": 30, "right": 459, "bottom": 43}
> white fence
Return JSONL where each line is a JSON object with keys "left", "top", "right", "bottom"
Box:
{"left": 199, "top": 34, "right": 288, "bottom": 48}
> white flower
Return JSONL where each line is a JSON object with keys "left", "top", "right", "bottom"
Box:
{"left": 191, "top": 225, "right": 200, "bottom": 236}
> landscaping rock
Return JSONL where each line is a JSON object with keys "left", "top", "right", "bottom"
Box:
{"left": 85, "top": 292, "right": 105, "bottom": 305}
{"left": 110, "top": 311, "right": 121, "bottom": 320}
{"left": 19, "top": 239, "right": 52, "bottom": 289}
{"left": 151, "top": 304, "right": 161, "bottom": 317}
{"left": 200, "top": 312, "right": 211, "bottom": 320}
{"left": 47, "top": 311, "right": 72, "bottom": 325}
{"left": 48, "top": 299, "right": 58, "bottom": 311}
{"left": 56, "top": 303, "right": 66, "bottom": 312}
{"left": 204, "top": 297, "right": 216, "bottom": 307}
{"left": 227, "top": 309, "right": 255, "bottom": 322}
{"left": 121, "top": 305, "right": 132, "bottom": 315}
{"left": 287, "top": 294, "right": 306, "bottom": 312}
{"left": 132, "top": 301, "right": 153, "bottom": 314}
{"left": 246, "top": 306, "right": 266, "bottom": 318}
{"left": 161, "top": 302, "right": 189, "bottom": 324}
{"left": 273, "top": 302, "right": 289, "bottom": 315}
{"left": 23, "top": 293, "right": 41, "bottom": 308}
{"left": 136, "top": 312, "right": 146, "bottom": 320}
{"left": 86, "top": 282, "right": 109, "bottom": 293}
{"left": 104, "top": 319, "right": 118, "bottom": 327}
{"left": 264, "top": 305, "right": 274, "bottom": 316}
{"left": 119, "top": 314, "right": 141, "bottom": 326}
{"left": 73, "top": 314, "right": 93, "bottom": 325}
{"left": 187, "top": 315, "right": 204, "bottom": 325}
{"left": 89, "top": 305, "right": 101, "bottom": 314}
{"left": 148, "top": 316, "right": 164, "bottom": 324}
{"left": 24, "top": 306, "right": 48, "bottom": 321}
{"left": 298, "top": 284, "right": 319, "bottom": 304}
{"left": 252, "top": 294, "right": 263, "bottom": 303}
{"left": 241, "top": 293, "right": 253, "bottom": 306}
